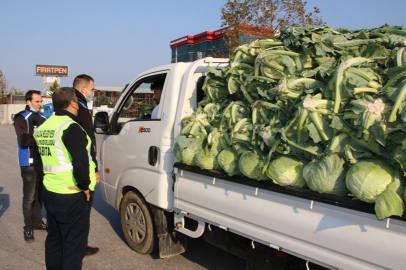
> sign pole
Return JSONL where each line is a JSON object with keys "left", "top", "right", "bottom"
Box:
{"left": 42, "top": 76, "right": 47, "bottom": 96}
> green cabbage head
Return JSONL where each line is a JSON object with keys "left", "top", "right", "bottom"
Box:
{"left": 303, "top": 154, "right": 348, "bottom": 196}
{"left": 183, "top": 137, "right": 205, "bottom": 166}
{"left": 346, "top": 159, "right": 405, "bottom": 219}
{"left": 217, "top": 148, "right": 240, "bottom": 176}
{"left": 195, "top": 146, "right": 218, "bottom": 170}
{"left": 173, "top": 136, "right": 195, "bottom": 163}
{"left": 266, "top": 156, "right": 307, "bottom": 188}
{"left": 239, "top": 151, "right": 269, "bottom": 181}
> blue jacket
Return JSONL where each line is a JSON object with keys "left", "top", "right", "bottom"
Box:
{"left": 14, "top": 106, "right": 47, "bottom": 166}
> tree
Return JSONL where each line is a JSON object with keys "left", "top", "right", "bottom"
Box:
{"left": 48, "top": 80, "right": 59, "bottom": 96}
{"left": 0, "top": 71, "right": 24, "bottom": 104}
{"left": 9, "top": 86, "right": 24, "bottom": 95}
{"left": 220, "top": 0, "right": 326, "bottom": 55}
{"left": 97, "top": 93, "right": 109, "bottom": 107}
{"left": 0, "top": 70, "right": 9, "bottom": 104}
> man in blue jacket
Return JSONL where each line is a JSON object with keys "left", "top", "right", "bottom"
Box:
{"left": 13, "top": 90, "right": 47, "bottom": 242}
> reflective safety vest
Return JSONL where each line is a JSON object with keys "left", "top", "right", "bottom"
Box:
{"left": 34, "top": 115, "right": 96, "bottom": 194}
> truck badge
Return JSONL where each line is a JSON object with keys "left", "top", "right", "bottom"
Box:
{"left": 138, "top": 126, "right": 151, "bottom": 133}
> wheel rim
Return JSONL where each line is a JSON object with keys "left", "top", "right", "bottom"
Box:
{"left": 125, "top": 203, "right": 146, "bottom": 243}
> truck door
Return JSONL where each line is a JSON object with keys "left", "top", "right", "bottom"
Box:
{"left": 101, "top": 73, "right": 167, "bottom": 207}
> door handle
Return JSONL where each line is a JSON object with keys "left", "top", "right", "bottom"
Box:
{"left": 148, "top": 146, "right": 158, "bottom": 166}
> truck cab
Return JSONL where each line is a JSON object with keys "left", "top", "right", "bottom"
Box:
{"left": 94, "top": 57, "right": 228, "bottom": 254}
{"left": 95, "top": 58, "right": 227, "bottom": 210}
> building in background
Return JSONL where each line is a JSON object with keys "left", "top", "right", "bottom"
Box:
{"left": 170, "top": 27, "right": 229, "bottom": 63}
{"left": 6, "top": 94, "right": 25, "bottom": 104}
{"left": 94, "top": 86, "right": 124, "bottom": 107}
{"left": 170, "top": 25, "right": 273, "bottom": 63}
{"left": 6, "top": 94, "right": 51, "bottom": 105}
{"left": 94, "top": 85, "right": 154, "bottom": 117}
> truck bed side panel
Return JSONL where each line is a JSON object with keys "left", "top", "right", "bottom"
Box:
{"left": 174, "top": 168, "right": 406, "bottom": 270}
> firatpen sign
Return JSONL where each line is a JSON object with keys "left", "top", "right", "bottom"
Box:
{"left": 35, "top": 64, "right": 69, "bottom": 77}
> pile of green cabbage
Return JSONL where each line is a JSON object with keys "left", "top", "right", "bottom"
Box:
{"left": 173, "top": 24, "right": 406, "bottom": 219}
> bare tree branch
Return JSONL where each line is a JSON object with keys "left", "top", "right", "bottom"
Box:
{"left": 0, "top": 70, "right": 9, "bottom": 104}
{"left": 220, "top": 0, "right": 326, "bottom": 54}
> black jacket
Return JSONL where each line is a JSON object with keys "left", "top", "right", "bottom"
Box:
{"left": 74, "top": 89, "right": 98, "bottom": 172}
{"left": 14, "top": 105, "right": 46, "bottom": 166}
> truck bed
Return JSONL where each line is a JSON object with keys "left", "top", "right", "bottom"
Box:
{"left": 173, "top": 162, "right": 406, "bottom": 270}
{"left": 174, "top": 163, "right": 406, "bottom": 221}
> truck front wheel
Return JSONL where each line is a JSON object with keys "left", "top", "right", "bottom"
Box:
{"left": 120, "top": 191, "right": 157, "bottom": 254}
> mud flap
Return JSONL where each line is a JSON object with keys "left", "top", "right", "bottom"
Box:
{"left": 150, "top": 205, "right": 187, "bottom": 258}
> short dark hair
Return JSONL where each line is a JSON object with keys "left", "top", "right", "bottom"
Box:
{"left": 150, "top": 79, "right": 165, "bottom": 91}
{"left": 25, "top": 90, "right": 41, "bottom": 101}
{"left": 73, "top": 74, "right": 94, "bottom": 89}
{"left": 52, "top": 87, "right": 77, "bottom": 109}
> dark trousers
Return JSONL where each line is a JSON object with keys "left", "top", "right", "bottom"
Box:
{"left": 20, "top": 166, "right": 43, "bottom": 229}
{"left": 43, "top": 188, "right": 89, "bottom": 270}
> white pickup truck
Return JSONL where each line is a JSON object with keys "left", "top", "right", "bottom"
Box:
{"left": 94, "top": 57, "right": 406, "bottom": 270}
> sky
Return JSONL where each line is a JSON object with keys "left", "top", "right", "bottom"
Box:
{"left": 1, "top": 0, "right": 405, "bottom": 92}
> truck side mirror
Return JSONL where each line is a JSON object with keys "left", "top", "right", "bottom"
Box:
{"left": 94, "top": 112, "right": 110, "bottom": 134}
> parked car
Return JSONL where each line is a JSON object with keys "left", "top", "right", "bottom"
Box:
{"left": 40, "top": 103, "right": 53, "bottom": 119}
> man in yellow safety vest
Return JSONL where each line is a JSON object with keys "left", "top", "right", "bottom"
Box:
{"left": 34, "top": 87, "right": 96, "bottom": 269}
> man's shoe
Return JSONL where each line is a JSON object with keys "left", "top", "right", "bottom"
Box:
{"left": 34, "top": 221, "right": 48, "bottom": 231}
{"left": 85, "top": 246, "right": 99, "bottom": 256}
{"left": 24, "top": 228, "right": 35, "bottom": 243}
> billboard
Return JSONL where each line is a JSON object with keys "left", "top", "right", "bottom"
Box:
{"left": 35, "top": 64, "right": 69, "bottom": 77}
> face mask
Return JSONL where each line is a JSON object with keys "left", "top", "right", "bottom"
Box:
{"left": 28, "top": 101, "right": 38, "bottom": 112}
{"left": 85, "top": 88, "right": 94, "bottom": 102}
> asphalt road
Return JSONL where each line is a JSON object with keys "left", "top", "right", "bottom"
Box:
{"left": 0, "top": 124, "right": 246, "bottom": 270}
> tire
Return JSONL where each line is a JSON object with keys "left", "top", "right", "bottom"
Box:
{"left": 120, "top": 191, "right": 157, "bottom": 254}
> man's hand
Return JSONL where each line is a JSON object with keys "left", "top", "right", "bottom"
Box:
{"left": 95, "top": 171, "right": 100, "bottom": 184}
{"left": 83, "top": 190, "right": 90, "bottom": 201}
{"left": 68, "top": 186, "right": 90, "bottom": 201}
